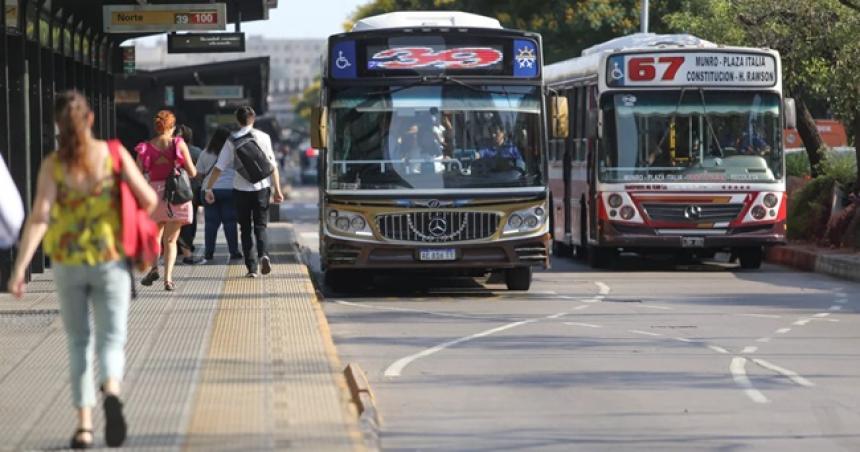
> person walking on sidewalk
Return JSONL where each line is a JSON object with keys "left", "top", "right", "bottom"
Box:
{"left": 176, "top": 124, "right": 205, "bottom": 265}
{"left": 8, "top": 91, "right": 158, "bottom": 449}
{"left": 136, "top": 111, "right": 198, "bottom": 290}
{"left": 204, "top": 106, "right": 284, "bottom": 277}
{"left": 197, "top": 126, "right": 242, "bottom": 261}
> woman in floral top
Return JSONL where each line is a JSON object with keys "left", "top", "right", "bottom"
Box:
{"left": 8, "top": 91, "right": 157, "bottom": 449}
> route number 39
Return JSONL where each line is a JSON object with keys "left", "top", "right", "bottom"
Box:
{"left": 628, "top": 56, "right": 685, "bottom": 81}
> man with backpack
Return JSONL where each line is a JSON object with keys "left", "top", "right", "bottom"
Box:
{"left": 204, "top": 106, "right": 284, "bottom": 278}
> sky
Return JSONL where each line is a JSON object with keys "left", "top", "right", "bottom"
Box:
{"left": 133, "top": 0, "right": 369, "bottom": 45}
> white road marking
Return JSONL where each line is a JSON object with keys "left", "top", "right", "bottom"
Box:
{"left": 635, "top": 304, "right": 672, "bottom": 310}
{"left": 573, "top": 305, "right": 591, "bottom": 311}
{"left": 564, "top": 322, "right": 602, "bottom": 328}
{"left": 834, "top": 299, "right": 847, "bottom": 304}
{"left": 752, "top": 358, "right": 815, "bottom": 387}
{"left": 302, "top": 203, "right": 318, "bottom": 209}
{"left": 775, "top": 328, "right": 791, "bottom": 334}
{"left": 334, "top": 300, "right": 497, "bottom": 320}
{"left": 742, "top": 346, "right": 758, "bottom": 354}
{"left": 581, "top": 298, "right": 603, "bottom": 304}
{"left": 595, "top": 282, "right": 611, "bottom": 296}
{"left": 730, "top": 357, "right": 769, "bottom": 404}
{"left": 792, "top": 319, "right": 812, "bottom": 326}
{"left": 629, "top": 329, "right": 662, "bottom": 337}
{"left": 829, "top": 305, "right": 843, "bottom": 311}
{"left": 737, "top": 313, "right": 782, "bottom": 319}
{"left": 383, "top": 311, "right": 565, "bottom": 377}
{"left": 814, "top": 313, "right": 831, "bottom": 318}
{"left": 672, "top": 337, "right": 694, "bottom": 343}
{"left": 756, "top": 337, "right": 772, "bottom": 343}
{"left": 300, "top": 231, "right": 319, "bottom": 240}
{"left": 708, "top": 345, "right": 730, "bottom": 355}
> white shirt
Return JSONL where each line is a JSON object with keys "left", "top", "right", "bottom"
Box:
{"left": 215, "top": 126, "right": 277, "bottom": 192}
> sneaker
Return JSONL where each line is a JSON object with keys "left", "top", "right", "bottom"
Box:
{"left": 229, "top": 253, "right": 244, "bottom": 261}
{"left": 140, "top": 269, "right": 159, "bottom": 286}
{"left": 245, "top": 271, "right": 259, "bottom": 278}
{"left": 182, "top": 256, "right": 206, "bottom": 265}
{"left": 204, "top": 254, "right": 214, "bottom": 261}
{"left": 260, "top": 256, "right": 271, "bottom": 275}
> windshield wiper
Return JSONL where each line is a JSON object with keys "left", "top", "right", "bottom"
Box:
{"left": 696, "top": 88, "right": 725, "bottom": 158}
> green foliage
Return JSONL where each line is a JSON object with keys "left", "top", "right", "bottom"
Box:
{"left": 291, "top": 78, "right": 322, "bottom": 125}
{"left": 819, "top": 151, "right": 858, "bottom": 190}
{"left": 787, "top": 176, "right": 835, "bottom": 241}
{"left": 786, "top": 152, "right": 811, "bottom": 178}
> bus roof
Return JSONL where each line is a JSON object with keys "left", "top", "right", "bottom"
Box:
{"left": 546, "top": 33, "right": 774, "bottom": 86}
{"left": 351, "top": 11, "right": 503, "bottom": 32}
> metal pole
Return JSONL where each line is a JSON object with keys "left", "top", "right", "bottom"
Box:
{"left": 641, "top": 0, "right": 649, "bottom": 33}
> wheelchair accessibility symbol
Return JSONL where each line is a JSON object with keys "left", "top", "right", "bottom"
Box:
{"left": 335, "top": 51, "right": 352, "bottom": 70}
{"left": 610, "top": 61, "right": 624, "bottom": 81}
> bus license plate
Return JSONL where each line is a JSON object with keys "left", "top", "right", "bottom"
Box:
{"left": 419, "top": 248, "right": 457, "bottom": 261}
{"left": 681, "top": 237, "right": 705, "bottom": 248}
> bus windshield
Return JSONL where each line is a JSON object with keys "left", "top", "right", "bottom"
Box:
{"left": 327, "top": 85, "right": 543, "bottom": 191}
{"left": 599, "top": 91, "right": 783, "bottom": 183}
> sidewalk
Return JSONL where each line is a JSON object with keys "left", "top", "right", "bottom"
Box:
{"left": 0, "top": 224, "right": 363, "bottom": 451}
{"left": 767, "top": 243, "right": 860, "bottom": 282}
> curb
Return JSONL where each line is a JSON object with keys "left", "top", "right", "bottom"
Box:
{"left": 344, "top": 363, "right": 382, "bottom": 451}
{"left": 767, "top": 246, "right": 860, "bottom": 282}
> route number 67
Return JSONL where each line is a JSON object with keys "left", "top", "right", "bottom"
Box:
{"left": 628, "top": 56, "right": 685, "bottom": 81}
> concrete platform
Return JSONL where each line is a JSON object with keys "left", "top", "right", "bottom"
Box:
{"left": 0, "top": 224, "right": 362, "bottom": 451}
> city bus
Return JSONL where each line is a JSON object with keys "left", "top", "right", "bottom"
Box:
{"left": 544, "top": 33, "right": 796, "bottom": 269}
{"left": 311, "top": 12, "right": 551, "bottom": 291}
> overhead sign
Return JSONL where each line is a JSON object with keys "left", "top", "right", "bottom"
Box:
{"left": 103, "top": 3, "right": 227, "bottom": 33}
{"left": 183, "top": 85, "right": 244, "bottom": 100}
{"left": 167, "top": 33, "right": 245, "bottom": 53}
{"left": 607, "top": 52, "right": 777, "bottom": 88}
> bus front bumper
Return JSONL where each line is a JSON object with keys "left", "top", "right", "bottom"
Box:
{"left": 597, "top": 220, "right": 786, "bottom": 249}
{"left": 323, "top": 234, "right": 551, "bottom": 271}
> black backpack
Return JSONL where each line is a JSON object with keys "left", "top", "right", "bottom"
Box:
{"left": 231, "top": 132, "right": 274, "bottom": 184}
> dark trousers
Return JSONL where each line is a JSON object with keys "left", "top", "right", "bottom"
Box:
{"left": 203, "top": 189, "right": 240, "bottom": 258}
{"left": 234, "top": 188, "right": 270, "bottom": 272}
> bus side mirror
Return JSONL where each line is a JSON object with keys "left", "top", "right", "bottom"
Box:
{"left": 550, "top": 96, "right": 569, "bottom": 139}
{"left": 784, "top": 98, "right": 797, "bottom": 129}
{"left": 586, "top": 109, "right": 601, "bottom": 140}
{"left": 311, "top": 106, "right": 328, "bottom": 149}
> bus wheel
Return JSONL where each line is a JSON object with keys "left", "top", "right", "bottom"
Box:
{"left": 738, "top": 247, "right": 763, "bottom": 270}
{"left": 324, "top": 269, "right": 359, "bottom": 293}
{"left": 588, "top": 247, "right": 617, "bottom": 269}
{"left": 505, "top": 266, "right": 532, "bottom": 291}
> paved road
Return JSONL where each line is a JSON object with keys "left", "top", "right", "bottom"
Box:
{"left": 283, "top": 186, "right": 860, "bottom": 451}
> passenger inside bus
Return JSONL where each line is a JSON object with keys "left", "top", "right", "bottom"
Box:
{"left": 394, "top": 117, "right": 444, "bottom": 174}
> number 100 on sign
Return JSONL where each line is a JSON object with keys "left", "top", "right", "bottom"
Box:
{"left": 175, "top": 12, "right": 218, "bottom": 25}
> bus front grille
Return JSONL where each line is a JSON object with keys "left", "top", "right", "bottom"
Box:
{"left": 641, "top": 203, "right": 744, "bottom": 223}
{"left": 376, "top": 211, "right": 500, "bottom": 243}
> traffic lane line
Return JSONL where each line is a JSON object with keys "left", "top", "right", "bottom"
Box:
{"left": 751, "top": 358, "right": 815, "bottom": 388}
{"left": 730, "top": 357, "right": 769, "bottom": 404}
{"left": 383, "top": 314, "right": 561, "bottom": 378}
{"left": 332, "top": 300, "right": 520, "bottom": 322}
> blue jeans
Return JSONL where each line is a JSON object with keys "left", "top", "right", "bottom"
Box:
{"left": 204, "top": 189, "right": 240, "bottom": 258}
{"left": 53, "top": 261, "right": 131, "bottom": 408}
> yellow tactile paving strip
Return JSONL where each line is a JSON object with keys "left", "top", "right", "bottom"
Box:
{"left": 185, "top": 231, "right": 362, "bottom": 451}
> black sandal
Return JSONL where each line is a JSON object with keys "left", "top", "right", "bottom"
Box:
{"left": 103, "top": 394, "right": 127, "bottom": 447}
{"left": 141, "top": 268, "right": 160, "bottom": 286}
{"left": 69, "top": 428, "right": 93, "bottom": 449}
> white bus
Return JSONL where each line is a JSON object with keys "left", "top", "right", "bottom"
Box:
{"left": 544, "top": 33, "right": 796, "bottom": 269}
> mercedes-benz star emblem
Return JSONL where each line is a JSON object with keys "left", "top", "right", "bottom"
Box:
{"left": 684, "top": 205, "right": 703, "bottom": 220}
{"left": 428, "top": 218, "right": 448, "bottom": 237}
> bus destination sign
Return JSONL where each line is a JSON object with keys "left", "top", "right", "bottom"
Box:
{"left": 607, "top": 52, "right": 777, "bottom": 88}
{"left": 168, "top": 33, "right": 245, "bottom": 53}
{"left": 103, "top": 3, "right": 227, "bottom": 33}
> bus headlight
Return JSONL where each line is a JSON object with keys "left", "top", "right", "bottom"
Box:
{"left": 508, "top": 214, "right": 523, "bottom": 228}
{"left": 608, "top": 194, "right": 623, "bottom": 208}
{"left": 763, "top": 193, "right": 778, "bottom": 208}
{"left": 328, "top": 210, "right": 372, "bottom": 237}
{"left": 620, "top": 206, "right": 636, "bottom": 220}
{"left": 504, "top": 204, "right": 548, "bottom": 235}
{"left": 751, "top": 205, "right": 767, "bottom": 220}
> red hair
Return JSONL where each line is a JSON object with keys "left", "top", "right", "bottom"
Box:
{"left": 54, "top": 91, "right": 93, "bottom": 177}
{"left": 154, "top": 110, "right": 176, "bottom": 134}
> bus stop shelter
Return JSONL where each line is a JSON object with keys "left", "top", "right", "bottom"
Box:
{"left": 0, "top": 0, "right": 274, "bottom": 286}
